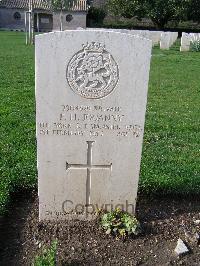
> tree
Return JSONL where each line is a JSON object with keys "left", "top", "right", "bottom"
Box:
{"left": 87, "top": 7, "right": 107, "bottom": 26}
{"left": 144, "top": 0, "right": 189, "bottom": 28}
{"left": 107, "top": 0, "right": 189, "bottom": 29}
{"left": 51, "top": 0, "right": 76, "bottom": 30}
{"left": 107, "top": 0, "right": 145, "bottom": 20}
{"left": 187, "top": 0, "right": 200, "bottom": 23}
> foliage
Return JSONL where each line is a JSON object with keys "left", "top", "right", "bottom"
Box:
{"left": 106, "top": 0, "right": 145, "bottom": 20}
{"left": 33, "top": 240, "right": 58, "bottom": 266}
{"left": 190, "top": 39, "right": 200, "bottom": 51}
{"left": 187, "top": 0, "right": 200, "bottom": 23}
{"left": 101, "top": 209, "right": 141, "bottom": 238}
{"left": 87, "top": 7, "right": 107, "bottom": 26}
{"left": 106, "top": 0, "right": 190, "bottom": 28}
{"left": 102, "top": 20, "right": 200, "bottom": 32}
{"left": 144, "top": 0, "right": 189, "bottom": 28}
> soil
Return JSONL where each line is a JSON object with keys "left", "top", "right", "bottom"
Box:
{"left": 0, "top": 191, "right": 200, "bottom": 266}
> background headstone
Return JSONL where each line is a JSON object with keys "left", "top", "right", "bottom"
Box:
{"left": 87, "top": 29, "right": 165, "bottom": 47}
{"left": 160, "top": 32, "right": 171, "bottom": 50}
{"left": 180, "top": 32, "right": 191, "bottom": 51}
{"left": 36, "top": 30, "right": 152, "bottom": 220}
{"left": 170, "top": 32, "right": 178, "bottom": 46}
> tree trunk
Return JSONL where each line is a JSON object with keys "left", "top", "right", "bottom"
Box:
{"left": 60, "top": 8, "right": 63, "bottom": 31}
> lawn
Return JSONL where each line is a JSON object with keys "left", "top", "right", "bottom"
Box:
{"left": 141, "top": 43, "right": 200, "bottom": 195}
{"left": 0, "top": 31, "right": 199, "bottom": 214}
{"left": 0, "top": 31, "right": 36, "bottom": 213}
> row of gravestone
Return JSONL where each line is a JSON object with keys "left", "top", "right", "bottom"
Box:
{"left": 86, "top": 28, "right": 178, "bottom": 50}
{"left": 132, "top": 30, "right": 178, "bottom": 50}
{"left": 180, "top": 32, "right": 200, "bottom": 51}
{"left": 84, "top": 28, "right": 200, "bottom": 51}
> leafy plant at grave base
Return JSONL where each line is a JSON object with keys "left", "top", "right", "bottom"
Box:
{"left": 100, "top": 208, "right": 141, "bottom": 238}
{"left": 33, "top": 240, "right": 58, "bottom": 266}
{"left": 190, "top": 40, "right": 200, "bottom": 52}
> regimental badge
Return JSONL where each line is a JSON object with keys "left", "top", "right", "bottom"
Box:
{"left": 66, "top": 42, "right": 119, "bottom": 99}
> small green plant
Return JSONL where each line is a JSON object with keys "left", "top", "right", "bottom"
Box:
{"left": 33, "top": 240, "right": 57, "bottom": 266}
{"left": 101, "top": 208, "right": 141, "bottom": 238}
{"left": 191, "top": 40, "right": 200, "bottom": 51}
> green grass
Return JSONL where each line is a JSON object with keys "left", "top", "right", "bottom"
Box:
{"left": 140, "top": 42, "right": 200, "bottom": 195}
{"left": 0, "top": 32, "right": 199, "bottom": 214}
{"left": 0, "top": 32, "right": 36, "bottom": 213}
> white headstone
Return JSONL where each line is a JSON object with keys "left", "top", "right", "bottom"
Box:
{"left": 180, "top": 32, "right": 191, "bottom": 51}
{"left": 86, "top": 28, "right": 164, "bottom": 47}
{"left": 190, "top": 33, "right": 200, "bottom": 44}
{"left": 149, "top": 31, "right": 163, "bottom": 46}
{"left": 36, "top": 30, "right": 152, "bottom": 220}
{"left": 160, "top": 32, "right": 171, "bottom": 50}
{"left": 170, "top": 32, "right": 178, "bottom": 46}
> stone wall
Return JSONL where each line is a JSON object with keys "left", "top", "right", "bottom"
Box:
{"left": 0, "top": 8, "right": 26, "bottom": 30}
{"left": 53, "top": 11, "right": 86, "bottom": 30}
{"left": 0, "top": 8, "right": 87, "bottom": 31}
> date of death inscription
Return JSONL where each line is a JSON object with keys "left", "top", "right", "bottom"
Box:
{"left": 38, "top": 105, "right": 143, "bottom": 138}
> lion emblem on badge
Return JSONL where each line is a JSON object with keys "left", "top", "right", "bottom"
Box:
{"left": 66, "top": 42, "right": 119, "bottom": 99}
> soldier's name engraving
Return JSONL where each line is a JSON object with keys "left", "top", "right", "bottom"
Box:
{"left": 60, "top": 105, "right": 123, "bottom": 122}
{"left": 61, "top": 113, "right": 125, "bottom": 122}
{"left": 38, "top": 104, "right": 142, "bottom": 137}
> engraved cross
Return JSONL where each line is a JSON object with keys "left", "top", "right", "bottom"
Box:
{"left": 66, "top": 141, "right": 112, "bottom": 206}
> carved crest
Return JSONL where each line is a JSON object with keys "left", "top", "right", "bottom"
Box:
{"left": 66, "top": 42, "right": 119, "bottom": 99}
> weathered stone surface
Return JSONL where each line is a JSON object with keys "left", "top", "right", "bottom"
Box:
{"left": 36, "top": 30, "right": 152, "bottom": 220}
